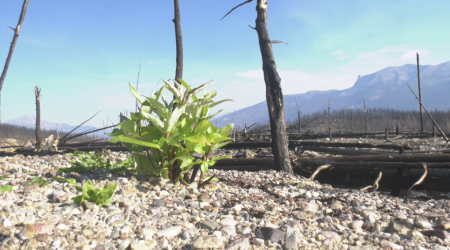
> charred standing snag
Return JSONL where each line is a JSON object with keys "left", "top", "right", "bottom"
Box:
{"left": 172, "top": 0, "right": 183, "bottom": 110}
{"left": 0, "top": 0, "right": 29, "bottom": 123}
{"left": 34, "top": 86, "right": 43, "bottom": 150}
{"left": 221, "top": 0, "right": 293, "bottom": 174}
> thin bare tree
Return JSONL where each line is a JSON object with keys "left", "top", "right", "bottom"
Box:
{"left": 34, "top": 86, "right": 43, "bottom": 150}
{"left": 172, "top": 0, "right": 184, "bottom": 110}
{"left": 0, "top": 0, "right": 30, "bottom": 123}
{"left": 221, "top": 0, "right": 293, "bottom": 174}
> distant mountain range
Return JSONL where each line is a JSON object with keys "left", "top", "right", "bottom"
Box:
{"left": 212, "top": 61, "right": 450, "bottom": 128}
{"left": 4, "top": 115, "right": 112, "bottom": 138}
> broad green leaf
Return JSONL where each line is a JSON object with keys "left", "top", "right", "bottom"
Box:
{"left": 162, "top": 79, "right": 182, "bottom": 99}
{"left": 101, "top": 197, "right": 113, "bottom": 208}
{"left": 148, "top": 98, "right": 170, "bottom": 119}
{"left": 210, "top": 141, "right": 232, "bottom": 152}
{"left": 187, "top": 80, "right": 213, "bottom": 100}
{"left": 83, "top": 180, "right": 98, "bottom": 202}
{"left": 133, "top": 153, "right": 156, "bottom": 176}
{"left": 0, "top": 185, "right": 12, "bottom": 193}
{"left": 212, "top": 136, "right": 233, "bottom": 144}
{"left": 110, "top": 135, "right": 161, "bottom": 150}
{"left": 31, "top": 177, "right": 49, "bottom": 187}
{"left": 151, "top": 85, "right": 165, "bottom": 101}
{"left": 204, "top": 110, "right": 223, "bottom": 120}
{"left": 205, "top": 133, "right": 221, "bottom": 144}
{"left": 141, "top": 110, "right": 165, "bottom": 133}
{"left": 124, "top": 143, "right": 144, "bottom": 153}
{"left": 184, "top": 134, "right": 207, "bottom": 144}
{"left": 218, "top": 124, "right": 234, "bottom": 137}
{"left": 162, "top": 133, "right": 180, "bottom": 147}
{"left": 209, "top": 99, "right": 233, "bottom": 108}
{"left": 130, "top": 112, "right": 144, "bottom": 120}
{"left": 118, "top": 120, "right": 137, "bottom": 134}
{"left": 0, "top": 176, "right": 9, "bottom": 180}
{"left": 97, "top": 182, "right": 117, "bottom": 206}
{"left": 200, "top": 162, "right": 209, "bottom": 174}
{"left": 177, "top": 78, "right": 190, "bottom": 89}
{"left": 202, "top": 91, "right": 217, "bottom": 99}
{"left": 142, "top": 126, "right": 164, "bottom": 142}
{"left": 129, "top": 83, "right": 146, "bottom": 105}
{"left": 105, "top": 128, "right": 126, "bottom": 137}
{"left": 72, "top": 196, "right": 82, "bottom": 204}
{"left": 165, "top": 105, "right": 185, "bottom": 134}
{"left": 195, "top": 120, "right": 212, "bottom": 134}
{"left": 181, "top": 117, "right": 196, "bottom": 136}
{"left": 210, "top": 155, "right": 231, "bottom": 162}
{"left": 161, "top": 94, "right": 170, "bottom": 109}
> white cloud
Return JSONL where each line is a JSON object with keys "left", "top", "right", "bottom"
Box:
{"left": 330, "top": 50, "right": 352, "bottom": 60}
{"left": 400, "top": 50, "right": 430, "bottom": 60}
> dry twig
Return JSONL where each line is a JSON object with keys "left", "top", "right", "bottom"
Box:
{"left": 309, "top": 164, "right": 330, "bottom": 181}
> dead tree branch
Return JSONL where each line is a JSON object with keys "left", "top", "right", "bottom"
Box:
{"left": 60, "top": 111, "right": 100, "bottom": 142}
{"left": 407, "top": 84, "right": 449, "bottom": 143}
{"left": 221, "top": 0, "right": 254, "bottom": 20}
{"left": 270, "top": 40, "right": 289, "bottom": 45}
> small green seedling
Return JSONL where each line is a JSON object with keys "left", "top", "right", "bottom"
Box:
{"left": 0, "top": 176, "right": 12, "bottom": 193}
{"left": 60, "top": 151, "right": 135, "bottom": 174}
{"left": 28, "top": 177, "right": 49, "bottom": 187}
{"left": 0, "top": 185, "right": 12, "bottom": 193}
{"left": 53, "top": 177, "right": 117, "bottom": 209}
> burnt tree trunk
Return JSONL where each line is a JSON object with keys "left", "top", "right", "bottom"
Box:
{"left": 0, "top": 0, "right": 29, "bottom": 123}
{"left": 254, "top": 0, "right": 292, "bottom": 174}
{"left": 35, "top": 86, "right": 43, "bottom": 150}
{"left": 172, "top": 0, "right": 183, "bottom": 109}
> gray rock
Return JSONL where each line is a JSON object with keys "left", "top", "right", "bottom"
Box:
{"left": 285, "top": 220, "right": 302, "bottom": 231}
{"left": 254, "top": 227, "right": 285, "bottom": 244}
{"left": 156, "top": 226, "right": 182, "bottom": 238}
{"left": 220, "top": 225, "right": 236, "bottom": 238}
{"left": 283, "top": 227, "right": 298, "bottom": 250}
{"left": 181, "top": 231, "right": 190, "bottom": 240}
{"left": 152, "top": 199, "right": 165, "bottom": 207}
{"left": 225, "top": 236, "right": 250, "bottom": 250}
{"left": 189, "top": 201, "right": 199, "bottom": 209}
{"left": 118, "top": 238, "right": 132, "bottom": 250}
{"left": 197, "top": 193, "right": 209, "bottom": 201}
{"left": 241, "top": 212, "right": 249, "bottom": 221}
{"left": 201, "top": 220, "right": 221, "bottom": 231}
{"left": 192, "top": 236, "right": 223, "bottom": 249}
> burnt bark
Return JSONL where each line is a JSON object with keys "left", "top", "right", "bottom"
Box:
{"left": 0, "top": 0, "right": 29, "bottom": 123}
{"left": 35, "top": 86, "right": 43, "bottom": 150}
{"left": 254, "top": 0, "right": 292, "bottom": 174}
{"left": 172, "top": 0, "right": 183, "bottom": 109}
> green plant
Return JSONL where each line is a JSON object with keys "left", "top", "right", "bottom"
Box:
{"left": 0, "top": 176, "right": 12, "bottom": 193}
{"left": 28, "top": 177, "right": 49, "bottom": 187}
{"left": 0, "top": 185, "right": 12, "bottom": 193}
{"left": 60, "top": 151, "right": 135, "bottom": 174}
{"left": 53, "top": 177, "right": 117, "bottom": 209}
{"left": 107, "top": 78, "right": 234, "bottom": 185}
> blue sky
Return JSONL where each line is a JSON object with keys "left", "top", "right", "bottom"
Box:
{"left": 1, "top": 0, "right": 449, "bottom": 128}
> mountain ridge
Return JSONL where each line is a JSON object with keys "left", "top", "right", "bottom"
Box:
{"left": 4, "top": 115, "right": 111, "bottom": 138}
{"left": 212, "top": 61, "right": 450, "bottom": 128}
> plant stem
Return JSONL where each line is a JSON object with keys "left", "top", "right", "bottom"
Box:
{"left": 198, "top": 145, "right": 212, "bottom": 186}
